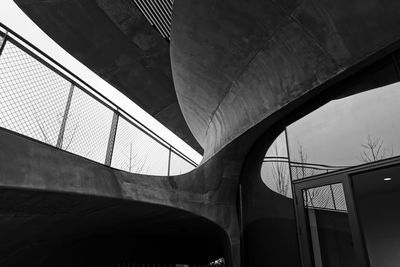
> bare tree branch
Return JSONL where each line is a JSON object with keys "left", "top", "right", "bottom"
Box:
{"left": 359, "top": 135, "right": 393, "bottom": 163}
{"left": 270, "top": 142, "right": 290, "bottom": 196}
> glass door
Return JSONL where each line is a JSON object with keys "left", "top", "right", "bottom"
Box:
{"left": 294, "top": 174, "right": 369, "bottom": 267}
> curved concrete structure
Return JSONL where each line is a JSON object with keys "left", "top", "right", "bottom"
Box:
{"left": 14, "top": 0, "right": 202, "bottom": 153}
{"left": 171, "top": 0, "right": 400, "bottom": 160}
{"left": 10, "top": 0, "right": 400, "bottom": 266}
{"left": 0, "top": 129, "right": 235, "bottom": 266}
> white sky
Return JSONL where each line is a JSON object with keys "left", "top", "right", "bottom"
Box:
{"left": 0, "top": 0, "right": 202, "bottom": 164}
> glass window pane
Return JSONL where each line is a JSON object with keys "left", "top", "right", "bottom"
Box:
{"left": 0, "top": 40, "right": 71, "bottom": 145}
{"left": 352, "top": 165, "right": 400, "bottom": 266}
{"left": 63, "top": 87, "right": 113, "bottom": 163}
{"left": 303, "top": 183, "right": 356, "bottom": 267}
{"left": 111, "top": 117, "right": 169, "bottom": 175}
{"left": 170, "top": 151, "right": 195, "bottom": 175}
{"left": 304, "top": 185, "right": 335, "bottom": 210}
{"left": 261, "top": 161, "right": 292, "bottom": 198}
{"left": 265, "top": 131, "right": 288, "bottom": 158}
{"left": 261, "top": 131, "right": 291, "bottom": 198}
{"left": 331, "top": 183, "right": 347, "bottom": 211}
{"left": 287, "top": 82, "right": 400, "bottom": 179}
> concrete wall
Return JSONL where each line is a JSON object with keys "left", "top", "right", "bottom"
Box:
{"left": 171, "top": 0, "right": 400, "bottom": 161}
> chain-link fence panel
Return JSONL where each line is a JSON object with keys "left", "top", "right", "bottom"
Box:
{"left": 111, "top": 117, "right": 169, "bottom": 175}
{"left": 0, "top": 40, "right": 71, "bottom": 145}
{"left": 304, "top": 185, "right": 335, "bottom": 210}
{"left": 0, "top": 27, "right": 198, "bottom": 172}
{"left": 63, "top": 86, "right": 113, "bottom": 163}
{"left": 169, "top": 150, "right": 195, "bottom": 175}
{"left": 291, "top": 165, "right": 336, "bottom": 180}
{"left": 331, "top": 183, "right": 347, "bottom": 211}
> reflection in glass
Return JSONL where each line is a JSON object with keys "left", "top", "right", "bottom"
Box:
{"left": 303, "top": 183, "right": 347, "bottom": 212}
{"left": 261, "top": 131, "right": 292, "bottom": 198}
{"left": 265, "top": 131, "right": 288, "bottom": 158}
{"left": 303, "top": 183, "right": 356, "bottom": 267}
{"left": 287, "top": 82, "right": 400, "bottom": 179}
{"left": 261, "top": 162, "right": 292, "bottom": 198}
{"left": 352, "top": 165, "right": 400, "bottom": 266}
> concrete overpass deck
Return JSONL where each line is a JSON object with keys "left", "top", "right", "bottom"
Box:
{"left": 0, "top": 128, "right": 233, "bottom": 266}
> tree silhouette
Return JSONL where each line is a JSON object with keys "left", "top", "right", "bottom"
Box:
{"left": 295, "top": 145, "right": 330, "bottom": 209}
{"left": 36, "top": 112, "right": 78, "bottom": 150}
{"left": 270, "top": 142, "right": 290, "bottom": 197}
{"left": 295, "top": 144, "right": 316, "bottom": 179}
{"left": 359, "top": 135, "right": 394, "bottom": 163}
{"left": 120, "top": 142, "right": 147, "bottom": 173}
{"left": 305, "top": 186, "right": 331, "bottom": 209}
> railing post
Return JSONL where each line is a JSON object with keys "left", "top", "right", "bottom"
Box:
{"left": 329, "top": 184, "right": 337, "bottom": 210}
{"left": 167, "top": 146, "right": 172, "bottom": 176}
{"left": 56, "top": 83, "right": 74, "bottom": 148}
{"left": 105, "top": 111, "right": 119, "bottom": 166}
{"left": 0, "top": 31, "right": 8, "bottom": 58}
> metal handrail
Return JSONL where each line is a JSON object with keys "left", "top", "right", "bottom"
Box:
{"left": 0, "top": 22, "right": 198, "bottom": 172}
{"left": 263, "top": 156, "right": 349, "bottom": 170}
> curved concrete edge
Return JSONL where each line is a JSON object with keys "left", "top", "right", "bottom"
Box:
{"left": 0, "top": 128, "right": 239, "bottom": 265}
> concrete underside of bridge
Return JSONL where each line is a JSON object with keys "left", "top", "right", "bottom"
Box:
{"left": 0, "top": 188, "right": 228, "bottom": 266}
{"left": 10, "top": 0, "right": 400, "bottom": 266}
{"left": 0, "top": 129, "right": 233, "bottom": 266}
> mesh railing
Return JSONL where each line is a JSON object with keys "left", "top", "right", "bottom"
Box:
{"left": 0, "top": 23, "right": 198, "bottom": 175}
{"left": 0, "top": 39, "right": 71, "bottom": 145}
{"left": 263, "top": 158, "right": 345, "bottom": 181}
{"left": 111, "top": 116, "right": 170, "bottom": 175}
{"left": 303, "top": 183, "right": 347, "bottom": 212}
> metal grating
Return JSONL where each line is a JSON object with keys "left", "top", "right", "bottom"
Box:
{"left": 132, "top": 0, "right": 173, "bottom": 40}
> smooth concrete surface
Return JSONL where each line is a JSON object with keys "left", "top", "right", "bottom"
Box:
{"left": 13, "top": 0, "right": 202, "bottom": 154}
{"left": 171, "top": 0, "right": 400, "bottom": 160}
{"left": 0, "top": 129, "right": 237, "bottom": 266}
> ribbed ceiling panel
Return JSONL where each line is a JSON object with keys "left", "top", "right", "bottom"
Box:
{"left": 132, "top": 0, "right": 173, "bottom": 40}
